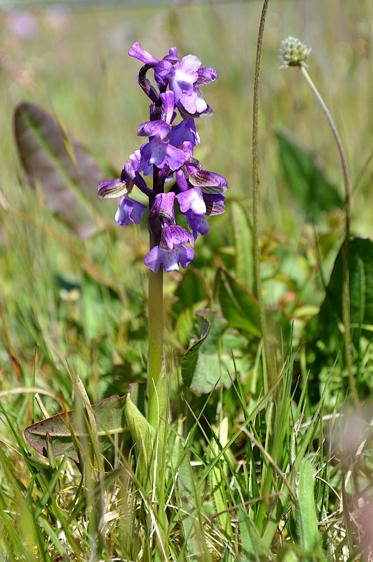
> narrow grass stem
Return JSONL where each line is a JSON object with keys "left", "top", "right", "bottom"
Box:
{"left": 252, "top": 0, "right": 275, "bottom": 385}
{"left": 300, "top": 64, "right": 358, "bottom": 405}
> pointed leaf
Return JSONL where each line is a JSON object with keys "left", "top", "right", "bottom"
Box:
{"left": 215, "top": 268, "right": 261, "bottom": 336}
{"left": 124, "top": 394, "right": 155, "bottom": 470}
{"left": 297, "top": 458, "right": 322, "bottom": 554}
{"left": 309, "top": 237, "right": 373, "bottom": 347}
{"left": 14, "top": 101, "right": 107, "bottom": 238}
{"left": 24, "top": 395, "right": 126, "bottom": 461}
{"left": 182, "top": 309, "right": 236, "bottom": 393}
{"left": 276, "top": 128, "right": 343, "bottom": 221}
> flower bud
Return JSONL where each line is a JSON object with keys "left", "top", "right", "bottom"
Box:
{"left": 280, "top": 36, "right": 311, "bottom": 68}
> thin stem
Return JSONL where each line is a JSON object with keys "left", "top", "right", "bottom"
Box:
{"left": 252, "top": 0, "right": 275, "bottom": 385}
{"left": 147, "top": 267, "right": 166, "bottom": 430}
{"left": 300, "top": 65, "right": 358, "bottom": 405}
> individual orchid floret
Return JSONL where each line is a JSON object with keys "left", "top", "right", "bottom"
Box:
{"left": 144, "top": 224, "right": 194, "bottom": 272}
{"left": 115, "top": 196, "right": 146, "bottom": 226}
{"left": 129, "top": 42, "right": 217, "bottom": 115}
{"left": 98, "top": 149, "right": 141, "bottom": 199}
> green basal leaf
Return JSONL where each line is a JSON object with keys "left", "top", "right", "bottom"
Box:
{"left": 14, "top": 101, "right": 107, "bottom": 239}
{"left": 24, "top": 395, "right": 126, "bottom": 461}
{"left": 181, "top": 309, "right": 236, "bottom": 393}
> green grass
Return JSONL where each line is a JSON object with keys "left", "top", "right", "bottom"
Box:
{"left": 1, "top": 1, "right": 373, "bottom": 560}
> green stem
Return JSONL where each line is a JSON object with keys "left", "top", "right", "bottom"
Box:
{"left": 300, "top": 65, "right": 358, "bottom": 405}
{"left": 147, "top": 268, "right": 166, "bottom": 429}
{"left": 252, "top": 0, "right": 275, "bottom": 385}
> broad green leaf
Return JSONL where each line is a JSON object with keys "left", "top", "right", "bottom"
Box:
{"left": 231, "top": 201, "right": 253, "bottom": 290}
{"left": 181, "top": 309, "right": 236, "bottom": 393}
{"left": 297, "top": 458, "right": 322, "bottom": 556}
{"left": 124, "top": 395, "right": 155, "bottom": 471}
{"left": 14, "top": 101, "right": 107, "bottom": 239}
{"left": 24, "top": 395, "right": 126, "bottom": 461}
{"left": 215, "top": 268, "right": 261, "bottom": 336}
{"left": 276, "top": 128, "right": 343, "bottom": 221}
{"left": 309, "top": 237, "right": 373, "bottom": 346}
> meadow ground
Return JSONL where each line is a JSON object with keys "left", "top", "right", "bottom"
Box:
{"left": 0, "top": 1, "right": 372, "bottom": 560}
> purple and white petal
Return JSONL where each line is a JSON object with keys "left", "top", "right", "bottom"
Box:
{"left": 137, "top": 120, "right": 171, "bottom": 140}
{"left": 140, "top": 137, "right": 167, "bottom": 170}
{"left": 175, "top": 55, "right": 201, "bottom": 85}
{"left": 144, "top": 244, "right": 194, "bottom": 272}
{"left": 115, "top": 196, "right": 146, "bottom": 226}
{"left": 128, "top": 42, "right": 159, "bottom": 65}
{"left": 177, "top": 187, "right": 206, "bottom": 215}
{"left": 179, "top": 89, "right": 208, "bottom": 115}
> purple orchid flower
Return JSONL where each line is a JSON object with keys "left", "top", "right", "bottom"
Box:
{"left": 115, "top": 196, "right": 146, "bottom": 226}
{"left": 98, "top": 42, "right": 228, "bottom": 271}
{"left": 144, "top": 224, "right": 194, "bottom": 272}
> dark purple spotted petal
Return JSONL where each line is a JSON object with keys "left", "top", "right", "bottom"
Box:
{"left": 196, "top": 66, "right": 218, "bottom": 86}
{"left": 204, "top": 194, "right": 225, "bottom": 216}
{"left": 115, "top": 196, "right": 146, "bottom": 226}
{"left": 188, "top": 166, "right": 228, "bottom": 193}
{"left": 150, "top": 192, "right": 175, "bottom": 223}
{"left": 161, "top": 224, "right": 193, "bottom": 250}
{"left": 98, "top": 178, "right": 128, "bottom": 199}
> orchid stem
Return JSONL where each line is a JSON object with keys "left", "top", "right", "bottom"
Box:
{"left": 147, "top": 268, "right": 166, "bottom": 429}
{"left": 300, "top": 64, "right": 358, "bottom": 405}
{"left": 252, "top": 0, "right": 276, "bottom": 385}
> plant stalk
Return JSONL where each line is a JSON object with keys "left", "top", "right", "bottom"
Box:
{"left": 252, "top": 0, "right": 275, "bottom": 385}
{"left": 300, "top": 64, "right": 358, "bottom": 405}
{"left": 147, "top": 267, "right": 166, "bottom": 429}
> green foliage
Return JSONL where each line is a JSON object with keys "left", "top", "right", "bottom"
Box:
{"left": 182, "top": 310, "right": 237, "bottom": 393}
{"left": 215, "top": 268, "right": 261, "bottom": 336}
{"left": 276, "top": 129, "right": 343, "bottom": 221}
{"left": 24, "top": 395, "right": 127, "bottom": 461}
{"left": 296, "top": 458, "right": 323, "bottom": 559}
{"left": 14, "top": 101, "right": 106, "bottom": 238}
